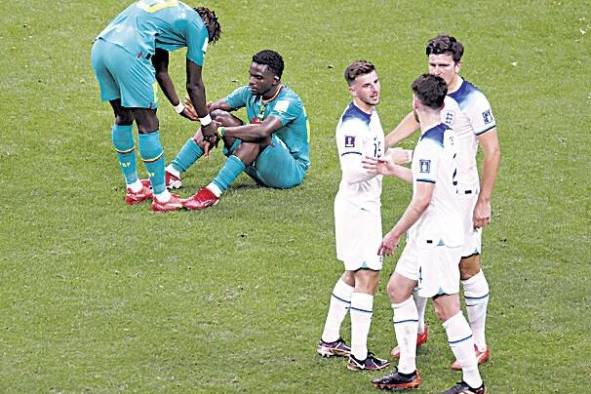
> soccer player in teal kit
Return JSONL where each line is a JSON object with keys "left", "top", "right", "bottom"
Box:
{"left": 169, "top": 50, "right": 310, "bottom": 210}
{"left": 90, "top": 1, "right": 221, "bottom": 212}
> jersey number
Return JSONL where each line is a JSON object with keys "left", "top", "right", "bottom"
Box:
{"left": 137, "top": 0, "right": 178, "bottom": 13}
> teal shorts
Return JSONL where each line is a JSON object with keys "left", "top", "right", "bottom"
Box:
{"left": 90, "top": 38, "right": 159, "bottom": 109}
{"left": 224, "top": 135, "right": 306, "bottom": 189}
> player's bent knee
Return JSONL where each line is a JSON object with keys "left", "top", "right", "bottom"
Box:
{"left": 459, "top": 254, "right": 481, "bottom": 280}
{"left": 211, "top": 109, "right": 243, "bottom": 127}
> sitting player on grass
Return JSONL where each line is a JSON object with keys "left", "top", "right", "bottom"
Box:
{"left": 161, "top": 50, "right": 311, "bottom": 210}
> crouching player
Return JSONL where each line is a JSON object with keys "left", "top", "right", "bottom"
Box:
{"left": 316, "top": 60, "right": 389, "bottom": 371}
{"left": 369, "top": 74, "right": 486, "bottom": 393}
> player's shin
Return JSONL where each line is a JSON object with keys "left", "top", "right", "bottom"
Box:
{"left": 321, "top": 279, "right": 354, "bottom": 342}
{"left": 412, "top": 289, "right": 428, "bottom": 334}
{"left": 463, "top": 270, "right": 489, "bottom": 351}
{"left": 112, "top": 124, "right": 139, "bottom": 186}
{"left": 208, "top": 155, "right": 246, "bottom": 196}
{"left": 393, "top": 297, "right": 419, "bottom": 373}
{"left": 139, "top": 130, "right": 167, "bottom": 196}
{"left": 169, "top": 136, "right": 204, "bottom": 174}
{"left": 443, "top": 312, "right": 482, "bottom": 389}
{"left": 350, "top": 292, "right": 373, "bottom": 360}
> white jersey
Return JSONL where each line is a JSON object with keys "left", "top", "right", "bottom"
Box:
{"left": 441, "top": 79, "right": 496, "bottom": 186}
{"left": 335, "top": 102, "right": 385, "bottom": 213}
{"left": 408, "top": 123, "right": 463, "bottom": 247}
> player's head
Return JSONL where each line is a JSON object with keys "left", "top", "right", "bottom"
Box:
{"left": 248, "top": 50, "right": 284, "bottom": 96}
{"left": 344, "top": 60, "right": 380, "bottom": 109}
{"left": 194, "top": 7, "right": 221, "bottom": 43}
{"left": 411, "top": 74, "right": 447, "bottom": 116}
{"left": 425, "top": 34, "right": 463, "bottom": 86}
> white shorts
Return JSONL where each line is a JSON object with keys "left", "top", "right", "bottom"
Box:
{"left": 335, "top": 203, "right": 383, "bottom": 271}
{"left": 394, "top": 238, "right": 462, "bottom": 298}
{"left": 459, "top": 187, "right": 482, "bottom": 257}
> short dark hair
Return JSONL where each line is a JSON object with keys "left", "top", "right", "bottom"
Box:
{"left": 252, "top": 50, "right": 284, "bottom": 79}
{"left": 425, "top": 34, "right": 464, "bottom": 63}
{"left": 411, "top": 74, "right": 447, "bottom": 110}
{"left": 344, "top": 60, "right": 375, "bottom": 86}
{"left": 194, "top": 7, "right": 221, "bottom": 43}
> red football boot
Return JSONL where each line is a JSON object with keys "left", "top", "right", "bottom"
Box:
{"left": 391, "top": 325, "right": 429, "bottom": 358}
{"left": 125, "top": 184, "right": 153, "bottom": 205}
{"left": 151, "top": 194, "right": 184, "bottom": 212}
{"left": 182, "top": 187, "right": 219, "bottom": 210}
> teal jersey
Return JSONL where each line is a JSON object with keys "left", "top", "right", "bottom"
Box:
{"left": 225, "top": 85, "right": 311, "bottom": 170}
{"left": 97, "top": 0, "right": 209, "bottom": 66}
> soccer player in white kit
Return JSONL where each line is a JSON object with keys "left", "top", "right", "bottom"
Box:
{"left": 370, "top": 74, "right": 486, "bottom": 394}
{"left": 387, "top": 35, "right": 500, "bottom": 369}
{"left": 316, "top": 60, "right": 389, "bottom": 371}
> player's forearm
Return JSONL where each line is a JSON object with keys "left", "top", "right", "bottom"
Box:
{"left": 156, "top": 73, "right": 181, "bottom": 106}
{"left": 391, "top": 198, "right": 429, "bottom": 238}
{"left": 387, "top": 165, "right": 413, "bottom": 183}
{"left": 478, "top": 147, "right": 500, "bottom": 202}
{"left": 385, "top": 112, "right": 419, "bottom": 146}
{"left": 208, "top": 99, "right": 231, "bottom": 112}
{"left": 223, "top": 123, "right": 269, "bottom": 141}
{"left": 186, "top": 82, "right": 209, "bottom": 118}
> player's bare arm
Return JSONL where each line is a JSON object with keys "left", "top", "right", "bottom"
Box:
{"left": 385, "top": 111, "right": 420, "bottom": 146}
{"left": 186, "top": 59, "right": 216, "bottom": 137}
{"left": 362, "top": 155, "right": 413, "bottom": 183}
{"left": 474, "top": 128, "right": 500, "bottom": 228}
{"left": 152, "top": 49, "right": 198, "bottom": 121}
{"left": 379, "top": 182, "right": 434, "bottom": 256}
{"left": 220, "top": 116, "right": 282, "bottom": 142}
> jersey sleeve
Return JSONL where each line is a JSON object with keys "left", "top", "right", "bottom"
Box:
{"left": 413, "top": 138, "right": 443, "bottom": 184}
{"left": 466, "top": 92, "right": 496, "bottom": 135}
{"left": 185, "top": 19, "right": 209, "bottom": 66}
{"left": 224, "top": 86, "right": 250, "bottom": 110}
{"left": 268, "top": 95, "right": 302, "bottom": 126}
{"left": 337, "top": 119, "right": 374, "bottom": 183}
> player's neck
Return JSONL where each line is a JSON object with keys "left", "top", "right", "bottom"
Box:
{"left": 262, "top": 84, "right": 283, "bottom": 102}
{"left": 418, "top": 112, "right": 441, "bottom": 134}
{"left": 352, "top": 98, "right": 374, "bottom": 114}
{"left": 447, "top": 75, "right": 463, "bottom": 94}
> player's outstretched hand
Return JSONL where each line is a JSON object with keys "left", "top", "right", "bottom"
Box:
{"left": 473, "top": 199, "right": 492, "bottom": 229}
{"left": 362, "top": 156, "right": 395, "bottom": 176}
{"left": 179, "top": 106, "right": 198, "bottom": 121}
{"left": 378, "top": 230, "right": 401, "bottom": 256}
{"left": 387, "top": 147, "right": 413, "bottom": 165}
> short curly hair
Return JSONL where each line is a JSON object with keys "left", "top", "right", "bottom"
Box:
{"left": 252, "top": 50, "right": 284, "bottom": 79}
{"left": 425, "top": 34, "right": 464, "bottom": 63}
{"left": 194, "top": 6, "right": 221, "bottom": 43}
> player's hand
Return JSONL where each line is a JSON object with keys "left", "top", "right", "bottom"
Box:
{"left": 179, "top": 105, "right": 198, "bottom": 121}
{"left": 201, "top": 122, "right": 217, "bottom": 138}
{"left": 473, "top": 199, "right": 492, "bottom": 229}
{"left": 387, "top": 148, "right": 413, "bottom": 165}
{"left": 378, "top": 230, "right": 401, "bottom": 256}
{"left": 362, "top": 156, "right": 396, "bottom": 176}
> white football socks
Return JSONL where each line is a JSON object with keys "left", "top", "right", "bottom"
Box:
{"left": 463, "top": 270, "right": 489, "bottom": 352}
{"left": 393, "top": 297, "right": 419, "bottom": 374}
{"left": 350, "top": 292, "right": 373, "bottom": 360}
{"left": 321, "top": 279, "right": 354, "bottom": 343}
{"left": 413, "top": 290, "right": 428, "bottom": 334}
{"left": 127, "top": 179, "right": 143, "bottom": 193}
{"left": 443, "top": 312, "right": 482, "bottom": 389}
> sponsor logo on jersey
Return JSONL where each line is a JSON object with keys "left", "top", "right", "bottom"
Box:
{"left": 482, "top": 109, "right": 494, "bottom": 124}
{"left": 274, "top": 100, "right": 289, "bottom": 113}
{"left": 344, "top": 135, "right": 356, "bottom": 148}
{"left": 419, "top": 159, "right": 431, "bottom": 174}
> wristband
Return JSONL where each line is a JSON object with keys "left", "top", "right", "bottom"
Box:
{"left": 174, "top": 103, "right": 185, "bottom": 114}
{"left": 218, "top": 127, "right": 225, "bottom": 138}
{"left": 199, "top": 114, "right": 212, "bottom": 126}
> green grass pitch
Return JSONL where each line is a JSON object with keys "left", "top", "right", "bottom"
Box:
{"left": 1, "top": 0, "right": 590, "bottom": 392}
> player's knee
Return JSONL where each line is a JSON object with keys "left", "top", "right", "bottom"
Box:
{"left": 459, "top": 255, "right": 481, "bottom": 280}
{"left": 115, "top": 112, "right": 133, "bottom": 125}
